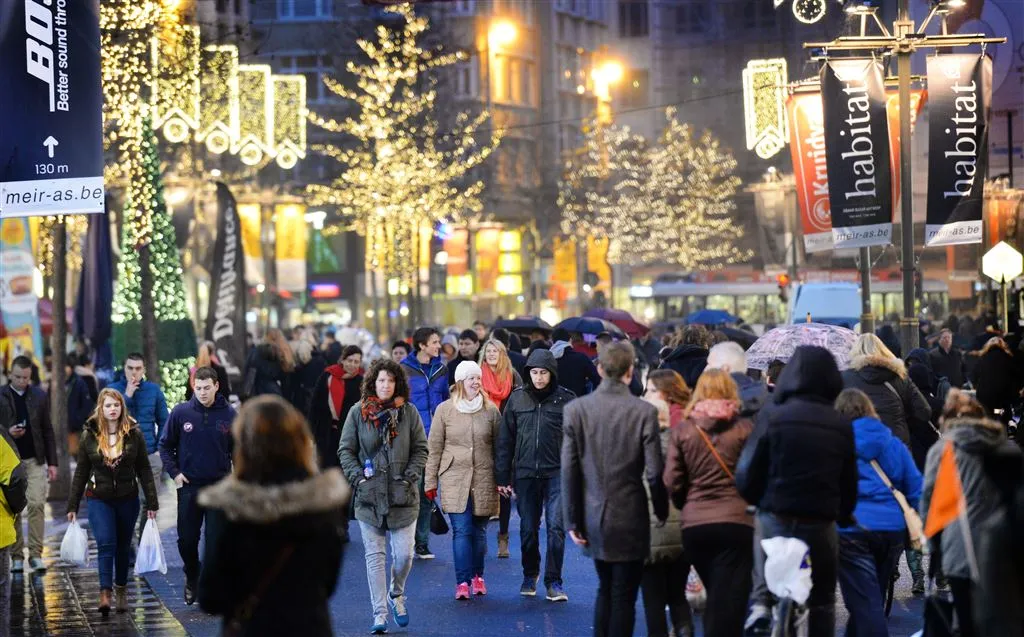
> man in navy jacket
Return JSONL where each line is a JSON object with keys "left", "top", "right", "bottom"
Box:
{"left": 159, "top": 367, "right": 235, "bottom": 605}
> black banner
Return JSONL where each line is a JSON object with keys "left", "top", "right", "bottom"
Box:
{"left": 0, "top": 0, "right": 104, "bottom": 217}
{"left": 205, "top": 183, "right": 246, "bottom": 388}
{"left": 821, "top": 59, "right": 893, "bottom": 249}
{"left": 925, "top": 54, "right": 991, "bottom": 247}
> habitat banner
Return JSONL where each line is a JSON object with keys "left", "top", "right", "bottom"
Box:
{"left": 821, "top": 59, "right": 893, "bottom": 249}
{"left": 925, "top": 54, "right": 992, "bottom": 246}
{"left": 205, "top": 183, "right": 246, "bottom": 386}
{"left": 0, "top": 0, "right": 104, "bottom": 217}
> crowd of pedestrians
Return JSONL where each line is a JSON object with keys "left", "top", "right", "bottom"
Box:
{"left": 0, "top": 312, "right": 1021, "bottom": 637}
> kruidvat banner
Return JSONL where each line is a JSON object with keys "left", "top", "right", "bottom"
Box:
{"left": 0, "top": 0, "right": 104, "bottom": 218}
{"left": 0, "top": 218, "right": 45, "bottom": 361}
{"left": 821, "top": 59, "right": 893, "bottom": 249}
{"left": 205, "top": 183, "right": 247, "bottom": 387}
{"left": 787, "top": 92, "right": 833, "bottom": 253}
{"left": 925, "top": 54, "right": 992, "bottom": 247}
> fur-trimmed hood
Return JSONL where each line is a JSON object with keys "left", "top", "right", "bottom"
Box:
{"left": 942, "top": 416, "right": 1007, "bottom": 453}
{"left": 198, "top": 468, "right": 351, "bottom": 524}
{"left": 849, "top": 354, "right": 907, "bottom": 379}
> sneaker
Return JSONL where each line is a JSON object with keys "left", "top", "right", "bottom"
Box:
{"left": 370, "top": 615, "right": 388, "bottom": 634}
{"left": 455, "top": 582, "right": 471, "bottom": 600}
{"left": 414, "top": 547, "right": 435, "bottom": 560}
{"left": 184, "top": 580, "right": 197, "bottom": 605}
{"left": 389, "top": 595, "right": 409, "bottom": 627}
{"left": 471, "top": 576, "right": 487, "bottom": 596}
{"left": 11, "top": 560, "right": 23, "bottom": 574}
{"left": 545, "top": 583, "right": 568, "bottom": 602}
{"left": 29, "top": 557, "right": 45, "bottom": 572}
{"left": 519, "top": 576, "right": 538, "bottom": 597}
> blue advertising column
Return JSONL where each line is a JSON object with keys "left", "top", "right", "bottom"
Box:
{"left": 0, "top": 0, "right": 104, "bottom": 218}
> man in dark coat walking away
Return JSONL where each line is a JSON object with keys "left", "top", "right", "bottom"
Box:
{"left": 929, "top": 328, "right": 967, "bottom": 389}
{"left": 660, "top": 325, "right": 711, "bottom": 389}
{"left": 562, "top": 341, "right": 669, "bottom": 637}
{"left": 549, "top": 328, "right": 601, "bottom": 398}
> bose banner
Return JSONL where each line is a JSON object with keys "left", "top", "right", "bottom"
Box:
{"left": 0, "top": 0, "right": 104, "bottom": 218}
{"left": 820, "top": 59, "right": 893, "bottom": 249}
{"left": 925, "top": 54, "right": 992, "bottom": 247}
{"left": 205, "top": 183, "right": 247, "bottom": 387}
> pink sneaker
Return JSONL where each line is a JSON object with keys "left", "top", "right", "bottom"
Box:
{"left": 455, "top": 582, "right": 471, "bottom": 600}
{"left": 471, "top": 576, "right": 487, "bottom": 596}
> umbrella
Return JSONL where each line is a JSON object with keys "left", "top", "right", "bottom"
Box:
{"left": 555, "top": 317, "right": 626, "bottom": 339}
{"left": 685, "top": 309, "right": 738, "bottom": 326}
{"left": 719, "top": 326, "right": 758, "bottom": 350}
{"left": 745, "top": 323, "right": 859, "bottom": 371}
{"left": 493, "top": 316, "right": 553, "bottom": 338}
{"left": 582, "top": 308, "right": 650, "bottom": 338}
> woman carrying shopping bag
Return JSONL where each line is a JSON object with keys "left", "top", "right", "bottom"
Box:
{"left": 67, "top": 388, "right": 159, "bottom": 616}
{"left": 424, "top": 361, "right": 502, "bottom": 600}
{"left": 478, "top": 339, "right": 521, "bottom": 558}
{"left": 338, "top": 358, "right": 429, "bottom": 634}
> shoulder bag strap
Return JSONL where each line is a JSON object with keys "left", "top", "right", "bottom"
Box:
{"left": 230, "top": 543, "right": 296, "bottom": 629}
{"left": 694, "top": 424, "right": 735, "bottom": 482}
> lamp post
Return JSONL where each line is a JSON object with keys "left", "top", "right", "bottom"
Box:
{"left": 802, "top": 0, "right": 1005, "bottom": 355}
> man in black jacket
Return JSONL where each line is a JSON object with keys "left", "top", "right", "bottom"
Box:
{"left": 928, "top": 328, "right": 967, "bottom": 388}
{"left": 495, "top": 349, "right": 576, "bottom": 602}
{"left": 549, "top": 328, "right": 601, "bottom": 398}
{"left": 736, "top": 346, "right": 857, "bottom": 637}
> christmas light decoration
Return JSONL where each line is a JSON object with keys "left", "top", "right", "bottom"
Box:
{"left": 742, "top": 58, "right": 788, "bottom": 160}
{"left": 308, "top": 2, "right": 502, "bottom": 287}
{"left": 792, "top": 0, "right": 828, "bottom": 24}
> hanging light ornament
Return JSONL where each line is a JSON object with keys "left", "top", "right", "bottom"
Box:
{"left": 792, "top": 0, "right": 828, "bottom": 24}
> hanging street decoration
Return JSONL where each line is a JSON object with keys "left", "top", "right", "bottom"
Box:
{"left": 791, "top": 0, "right": 828, "bottom": 25}
{"left": 743, "top": 59, "right": 789, "bottom": 160}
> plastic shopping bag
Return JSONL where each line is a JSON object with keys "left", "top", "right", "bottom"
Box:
{"left": 762, "top": 536, "right": 812, "bottom": 605}
{"left": 134, "top": 518, "right": 168, "bottom": 575}
{"left": 60, "top": 520, "right": 89, "bottom": 567}
{"left": 685, "top": 566, "right": 706, "bottom": 612}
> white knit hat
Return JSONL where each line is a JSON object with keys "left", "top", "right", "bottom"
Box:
{"left": 453, "top": 360, "right": 482, "bottom": 384}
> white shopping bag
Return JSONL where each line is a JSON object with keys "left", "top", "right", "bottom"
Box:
{"left": 685, "top": 566, "right": 706, "bottom": 611}
{"left": 134, "top": 518, "right": 167, "bottom": 575}
{"left": 762, "top": 537, "right": 813, "bottom": 605}
{"left": 60, "top": 520, "right": 89, "bottom": 567}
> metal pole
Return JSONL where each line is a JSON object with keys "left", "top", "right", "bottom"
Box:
{"left": 1009, "top": 110, "right": 1016, "bottom": 188}
{"left": 49, "top": 216, "right": 70, "bottom": 500}
{"left": 897, "top": 0, "right": 918, "bottom": 355}
{"left": 860, "top": 246, "right": 875, "bottom": 333}
{"left": 1002, "top": 276, "right": 1008, "bottom": 334}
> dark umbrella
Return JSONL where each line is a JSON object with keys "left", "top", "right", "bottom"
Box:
{"left": 492, "top": 316, "right": 553, "bottom": 338}
{"left": 684, "top": 309, "right": 738, "bottom": 326}
{"left": 75, "top": 205, "right": 114, "bottom": 360}
{"left": 555, "top": 317, "right": 627, "bottom": 339}
{"left": 719, "top": 326, "right": 758, "bottom": 350}
{"left": 582, "top": 308, "right": 650, "bottom": 338}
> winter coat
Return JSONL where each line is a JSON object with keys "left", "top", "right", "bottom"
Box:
{"left": 840, "top": 416, "right": 922, "bottom": 534}
{"left": 68, "top": 419, "right": 159, "bottom": 515}
{"left": 307, "top": 371, "right": 362, "bottom": 469}
{"left": 107, "top": 378, "right": 169, "bottom": 454}
{"left": 732, "top": 372, "right": 768, "bottom": 417}
{"left": 0, "top": 384, "right": 58, "bottom": 465}
{"left": 906, "top": 348, "right": 944, "bottom": 422}
{"left": 508, "top": 350, "right": 529, "bottom": 381}
{"left": 185, "top": 362, "right": 232, "bottom": 403}
{"left": 337, "top": 400, "right": 428, "bottom": 530}
{"left": 287, "top": 353, "right": 327, "bottom": 417}
{"left": 663, "top": 403, "right": 754, "bottom": 530}
{"left": 424, "top": 399, "right": 501, "bottom": 517}
{"left": 245, "top": 345, "right": 287, "bottom": 398}
{"left": 549, "top": 341, "right": 600, "bottom": 398}
{"left": 495, "top": 350, "right": 576, "bottom": 485}
{"left": 736, "top": 346, "right": 858, "bottom": 523}
{"left": 60, "top": 373, "right": 93, "bottom": 434}
{"left": 646, "top": 425, "right": 684, "bottom": 564}
{"left": 928, "top": 346, "right": 967, "bottom": 388}
{"left": 920, "top": 416, "right": 1024, "bottom": 637}
{"left": 970, "top": 347, "right": 1022, "bottom": 419}
{"left": 659, "top": 344, "right": 708, "bottom": 389}
{"left": 400, "top": 354, "right": 449, "bottom": 435}
{"left": 841, "top": 354, "right": 932, "bottom": 451}
{"left": 562, "top": 379, "right": 668, "bottom": 562}
{"left": 0, "top": 427, "right": 27, "bottom": 549}
{"left": 198, "top": 470, "right": 348, "bottom": 637}
{"left": 158, "top": 395, "right": 236, "bottom": 486}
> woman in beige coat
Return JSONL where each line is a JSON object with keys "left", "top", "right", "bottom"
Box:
{"left": 424, "top": 361, "right": 502, "bottom": 601}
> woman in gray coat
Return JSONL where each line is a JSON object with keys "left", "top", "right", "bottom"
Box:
{"left": 338, "top": 359, "right": 428, "bottom": 635}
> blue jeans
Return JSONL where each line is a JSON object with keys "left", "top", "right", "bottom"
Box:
{"left": 515, "top": 475, "right": 564, "bottom": 586}
{"left": 88, "top": 495, "right": 140, "bottom": 589}
{"left": 449, "top": 496, "right": 488, "bottom": 585}
{"left": 838, "top": 530, "right": 904, "bottom": 637}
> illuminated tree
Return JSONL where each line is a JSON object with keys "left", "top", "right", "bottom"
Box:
{"left": 308, "top": 3, "right": 502, "bottom": 287}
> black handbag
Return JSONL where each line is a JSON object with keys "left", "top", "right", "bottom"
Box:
{"left": 922, "top": 535, "right": 957, "bottom": 637}
{"left": 429, "top": 503, "right": 449, "bottom": 535}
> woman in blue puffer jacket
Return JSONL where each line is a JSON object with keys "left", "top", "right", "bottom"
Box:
{"left": 834, "top": 388, "right": 923, "bottom": 637}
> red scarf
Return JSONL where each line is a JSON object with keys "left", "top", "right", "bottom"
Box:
{"left": 360, "top": 395, "right": 406, "bottom": 442}
{"left": 482, "top": 364, "right": 513, "bottom": 405}
{"left": 326, "top": 365, "right": 362, "bottom": 421}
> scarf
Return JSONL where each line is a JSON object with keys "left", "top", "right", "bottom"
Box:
{"left": 689, "top": 399, "right": 739, "bottom": 422}
{"left": 326, "top": 365, "right": 361, "bottom": 421}
{"left": 360, "top": 395, "right": 406, "bottom": 442}
{"left": 481, "top": 364, "right": 513, "bottom": 405}
{"left": 456, "top": 394, "right": 484, "bottom": 414}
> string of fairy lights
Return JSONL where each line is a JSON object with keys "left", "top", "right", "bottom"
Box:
{"left": 559, "top": 107, "right": 750, "bottom": 269}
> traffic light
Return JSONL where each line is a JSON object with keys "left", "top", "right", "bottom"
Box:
{"left": 777, "top": 273, "right": 791, "bottom": 304}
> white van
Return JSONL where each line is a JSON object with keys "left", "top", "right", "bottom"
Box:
{"left": 788, "top": 283, "right": 861, "bottom": 330}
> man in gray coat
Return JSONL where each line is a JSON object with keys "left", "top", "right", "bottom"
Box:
{"left": 562, "top": 341, "right": 669, "bottom": 637}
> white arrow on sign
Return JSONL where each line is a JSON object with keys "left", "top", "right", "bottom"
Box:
{"left": 43, "top": 136, "right": 59, "bottom": 158}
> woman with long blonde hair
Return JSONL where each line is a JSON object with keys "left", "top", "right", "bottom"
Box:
{"left": 67, "top": 388, "right": 159, "bottom": 616}
{"left": 186, "top": 341, "right": 232, "bottom": 401}
{"left": 478, "top": 338, "right": 522, "bottom": 557}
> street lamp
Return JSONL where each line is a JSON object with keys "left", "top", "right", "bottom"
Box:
{"left": 982, "top": 242, "right": 1024, "bottom": 333}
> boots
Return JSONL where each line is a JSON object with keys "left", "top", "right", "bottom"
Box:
{"left": 497, "top": 533, "right": 510, "bottom": 559}
{"left": 906, "top": 548, "right": 924, "bottom": 596}
{"left": 114, "top": 585, "right": 128, "bottom": 613}
{"left": 98, "top": 589, "right": 112, "bottom": 617}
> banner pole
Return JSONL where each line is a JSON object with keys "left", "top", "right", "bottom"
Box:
{"left": 897, "top": 0, "right": 918, "bottom": 355}
{"left": 860, "top": 247, "right": 874, "bottom": 333}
